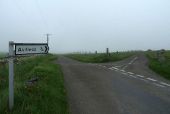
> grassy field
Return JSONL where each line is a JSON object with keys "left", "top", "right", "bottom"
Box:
{"left": 0, "top": 54, "right": 68, "bottom": 114}
{"left": 0, "top": 52, "right": 7, "bottom": 58}
{"left": 67, "top": 52, "right": 137, "bottom": 63}
{"left": 146, "top": 50, "right": 170, "bottom": 80}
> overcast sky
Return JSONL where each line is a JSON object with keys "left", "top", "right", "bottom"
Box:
{"left": 0, "top": 0, "right": 170, "bottom": 53}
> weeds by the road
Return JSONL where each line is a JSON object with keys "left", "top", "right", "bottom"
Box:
{"left": 67, "top": 52, "right": 136, "bottom": 63}
{"left": 147, "top": 51, "right": 170, "bottom": 80}
{"left": 0, "top": 54, "right": 68, "bottom": 114}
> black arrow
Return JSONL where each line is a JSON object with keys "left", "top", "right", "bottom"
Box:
{"left": 45, "top": 45, "right": 49, "bottom": 53}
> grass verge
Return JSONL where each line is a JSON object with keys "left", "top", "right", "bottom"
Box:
{"left": 0, "top": 54, "right": 68, "bottom": 114}
{"left": 67, "top": 52, "right": 137, "bottom": 63}
{"left": 0, "top": 52, "right": 7, "bottom": 58}
{"left": 146, "top": 51, "right": 170, "bottom": 80}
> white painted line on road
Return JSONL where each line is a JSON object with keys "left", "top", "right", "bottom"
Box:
{"left": 112, "top": 67, "right": 118, "bottom": 70}
{"left": 103, "top": 66, "right": 106, "bottom": 68}
{"left": 108, "top": 68, "right": 114, "bottom": 70}
{"left": 127, "top": 72, "right": 134, "bottom": 75}
{"left": 120, "top": 70, "right": 125, "bottom": 72}
{"left": 136, "top": 75, "right": 145, "bottom": 78}
{"left": 153, "top": 83, "right": 165, "bottom": 88}
{"left": 122, "top": 65, "right": 128, "bottom": 69}
{"left": 127, "top": 57, "right": 138, "bottom": 65}
{"left": 122, "top": 72, "right": 128, "bottom": 75}
{"left": 160, "top": 82, "right": 170, "bottom": 87}
{"left": 146, "top": 78, "right": 157, "bottom": 82}
{"left": 128, "top": 75, "right": 137, "bottom": 78}
{"left": 139, "top": 78, "right": 149, "bottom": 82}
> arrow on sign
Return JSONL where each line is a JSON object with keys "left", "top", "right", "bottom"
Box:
{"left": 15, "top": 43, "right": 49, "bottom": 55}
{"left": 45, "top": 45, "right": 49, "bottom": 53}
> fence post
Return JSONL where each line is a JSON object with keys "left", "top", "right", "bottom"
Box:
{"left": 106, "top": 48, "right": 109, "bottom": 56}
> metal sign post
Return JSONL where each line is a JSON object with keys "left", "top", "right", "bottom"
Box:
{"left": 8, "top": 42, "right": 49, "bottom": 110}
{"left": 8, "top": 41, "right": 14, "bottom": 110}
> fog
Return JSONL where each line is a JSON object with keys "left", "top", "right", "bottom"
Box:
{"left": 0, "top": 0, "right": 170, "bottom": 53}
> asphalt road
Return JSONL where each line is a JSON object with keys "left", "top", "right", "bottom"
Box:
{"left": 57, "top": 55, "right": 170, "bottom": 114}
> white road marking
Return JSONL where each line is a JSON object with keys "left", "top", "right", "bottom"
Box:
{"left": 103, "top": 66, "right": 106, "bottom": 68}
{"left": 146, "top": 78, "right": 157, "bottom": 82}
{"left": 153, "top": 83, "right": 165, "bottom": 88}
{"left": 122, "top": 72, "right": 128, "bottom": 75}
{"left": 136, "top": 75, "right": 145, "bottom": 78}
{"left": 121, "top": 57, "right": 138, "bottom": 70}
{"left": 108, "top": 68, "right": 114, "bottom": 70}
{"left": 128, "top": 75, "right": 137, "bottom": 78}
{"left": 128, "top": 57, "right": 138, "bottom": 65}
{"left": 111, "top": 64, "right": 169, "bottom": 89}
{"left": 120, "top": 70, "right": 125, "bottom": 72}
{"left": 127, "top": 72, "right": 134, "bottom": 75}
{"left": 160, "top": 82, "right": 170, "bottom": 87}
{"left": 112, "top": 67, "right": 118, "bottom": 70}
{"left": 139, "top": 78, "right": 149, "bottom": 82}
{"left": 122, "top": 65, "right": 128, "bottom": 69}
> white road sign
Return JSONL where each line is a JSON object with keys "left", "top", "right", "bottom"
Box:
{"left": 8, "top": 41, "right": 49, "bottom": 110}
{"left": 15, "top": 43, "right": 49, "bottom": 55}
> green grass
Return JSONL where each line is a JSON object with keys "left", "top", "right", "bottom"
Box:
{"left": 67, "top": 52, "right": 137, "bottom": 63}
{"left": 0, "top": 52, "right": 7, "bottom": 58}
{"left": 146, "top": 50, "right": 170, "bottom": 80}
{"left": 0, "top": 54, "right": 68, "bottom": 114}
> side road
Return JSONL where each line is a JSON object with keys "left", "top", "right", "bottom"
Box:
{"left": 58, "top": 56, "right": 170, "bottom": 114}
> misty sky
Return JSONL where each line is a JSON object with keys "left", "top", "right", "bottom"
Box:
{"left": 0, "top": 0, "right": 170, "bottom": 53}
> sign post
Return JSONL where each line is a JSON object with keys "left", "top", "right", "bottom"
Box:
{"left": 8, "top": 42, "right": 49, "bottom": 110}
{"left": 8, "top": 41, "right": 14, "bottom": 110}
